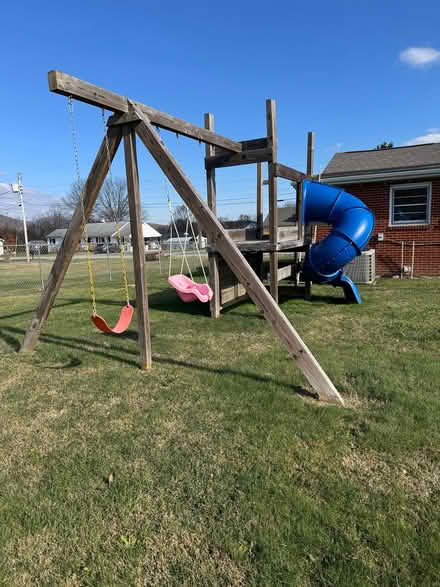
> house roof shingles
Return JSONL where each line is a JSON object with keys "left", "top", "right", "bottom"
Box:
{"left": 322, "top": 143, "right": 440, "bottom": 178}
{"left": 263, "top": 205, "right": 296, "bottom": 227}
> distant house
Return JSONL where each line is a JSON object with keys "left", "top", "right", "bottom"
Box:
{"left": 163, "top": 235, "right": 207, "bottom": 251}
{"left": 47, "top": 221, "right": 161, "bottom": 252}
{"left": 149, "top": 223, "right": 168, "bottom": 236}
{"left": 220, "top": 219, "right": 257, "bottom": 230}
{"left": 0, "top": 238, "right": 4, "bottom": 256}
{"left": 320, "top": 143, "right": 440, "bottom": 276}
{"left": 263, "top": 205, "right": 296, "bottom": 229}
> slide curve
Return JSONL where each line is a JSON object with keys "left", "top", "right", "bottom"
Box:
{"left": 302, "top": 180, "right": 375, "bottom": 303}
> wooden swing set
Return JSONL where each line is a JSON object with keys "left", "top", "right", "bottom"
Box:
{"left": 21, "top": 70, "right": 344, "bottom": 406}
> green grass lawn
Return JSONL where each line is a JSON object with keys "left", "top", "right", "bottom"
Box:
{"left": 0, "top": 259, "right": 439, "bottom": 586}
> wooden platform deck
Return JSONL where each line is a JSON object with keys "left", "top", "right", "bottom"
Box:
{"left": 209, "top": 238, "right": 305, "bottom": 253}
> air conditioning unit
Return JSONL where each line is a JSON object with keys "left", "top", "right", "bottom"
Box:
{"left": 344, "top": 249, "right": 375, "bottom": 284}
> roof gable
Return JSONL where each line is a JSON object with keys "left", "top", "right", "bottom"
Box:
{"left": 322, "top": 143, "right": 440, "bottom": 179}
{"left": 263, "top": 205, "right": 296, "bottom": 227}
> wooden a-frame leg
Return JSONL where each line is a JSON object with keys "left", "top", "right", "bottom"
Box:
{"left": 129, "top": 101, "right": 344, "bottom": 405}
{"left": 123, "top": 125, "right": 152, "bottom": 370}
{"left": 21, "top": 126, "right": 123, "bottom": 352}
{"left": 208, "top": 252, "right": 221, "bottom": 318}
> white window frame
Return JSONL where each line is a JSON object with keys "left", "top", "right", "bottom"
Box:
{"left": 389, "top": 182, "right": 431, "bottom": 227}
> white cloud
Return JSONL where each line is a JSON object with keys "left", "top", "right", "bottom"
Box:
{"left": 404, "top": 130, "right": 440, "bottom": 145}
{"left": 0, "top": 182, "right": 63, "bottom": 218}
{"left": 400, "top": 47, "right": 440, "bottom": 67}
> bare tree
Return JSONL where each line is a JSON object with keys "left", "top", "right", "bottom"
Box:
{"left": 61, "top": 179, "right": 85, "bottom": 213}
{"left": 95, "top": 178, "right": 129, "bottom": 222}
{"left": 376, "top": 141, "right": 393, "bottom": 150}
{"left": 27, "top": 207, "right": 71, "bottom": 240}
{"left": 62, "top": 177, "right": 148, "bottom": 223}
{"left": 169, "top": 203, "right": 196, "bottom": 235}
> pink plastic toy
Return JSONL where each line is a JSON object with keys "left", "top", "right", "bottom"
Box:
{"left": 168, "top": 274, "right": 213, "bottom": 303}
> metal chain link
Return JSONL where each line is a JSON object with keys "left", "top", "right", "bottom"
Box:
{"left": 68, "top": 96, "right": 97, "bottom": 315}
{"left": 100, "top": 109, "right": 131, "bottom": 307}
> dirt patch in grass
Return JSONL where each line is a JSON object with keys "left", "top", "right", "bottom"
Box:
{"left": 136, "top": 522, "right": 249, "bottom": 586}
{"left": 0, "top": 406, "right": 63, "bottom": 478}
{"left": 342, "top": 448, "right": 440, "bottom": 499}
{"left": 4, "top": 529, "right": 61, "bottom": 585}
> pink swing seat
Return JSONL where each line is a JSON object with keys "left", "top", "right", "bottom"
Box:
{"left": 168, "top": 274, "right": 213, "bottom": 303}
{"left": 91, "top": 304, "right": 134, "bottom": 334}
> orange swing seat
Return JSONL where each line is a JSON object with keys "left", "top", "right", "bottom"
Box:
{"left": 91, "top": 304, "right": 134, "bottom": 334}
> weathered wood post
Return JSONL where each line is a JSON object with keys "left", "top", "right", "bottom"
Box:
{"left": 266, "top": 99, "right": 278, "bottom": 302}
{"left": 123, "top": 124, "right": 152, "bottom": 369}
{"left": 204, "top": 112, "right": 221, "bottom": 318}
{"left": 304, "top": 131, "right": 315, "bottom": 301}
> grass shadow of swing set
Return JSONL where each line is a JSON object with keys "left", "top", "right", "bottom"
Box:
{"left": 1, "top": 325, "right": 316, "bottom": 400}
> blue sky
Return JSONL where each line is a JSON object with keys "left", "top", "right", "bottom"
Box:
{"left": 1, "top": 0, "right": 439, "bottom": 224}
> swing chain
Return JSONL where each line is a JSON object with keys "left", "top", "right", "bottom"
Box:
{"left": 68, "top": 96, "right": 97, "bottom": 316}
{"left": 185, "top": 205, "right": 208, "bottom": 284}
{"left": 100, "top": 109, "right": 131, "bottom": 307}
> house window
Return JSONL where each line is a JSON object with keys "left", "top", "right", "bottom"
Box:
{"left": 389, "top": 183, "right": 431, "bottom": 226}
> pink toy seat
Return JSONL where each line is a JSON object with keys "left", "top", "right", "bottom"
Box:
{"left": 168, "top": 274, "right": 213, "bottom": 303}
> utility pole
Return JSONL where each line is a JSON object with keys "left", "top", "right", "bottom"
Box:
{"left": 12, "top": 173, "right": 30, "bottom": 262}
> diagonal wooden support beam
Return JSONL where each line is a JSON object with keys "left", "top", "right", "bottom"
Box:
{"left": 21, "top": 125, "right": 123, "bottom": 352}
{"left": 129, "top": 101, "right": 343, "bottom": 405}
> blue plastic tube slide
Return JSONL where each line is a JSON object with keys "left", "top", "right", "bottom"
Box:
{"left": 302, "top": 180, "right": 375, "bottom": 303}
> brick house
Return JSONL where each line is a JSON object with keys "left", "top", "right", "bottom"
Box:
{"left": 319, "top": 143, "right": 440, "bottom": 277}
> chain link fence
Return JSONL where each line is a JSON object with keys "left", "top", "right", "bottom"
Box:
{"left": 0, "top": 244, "right": 208, "bottom": 301}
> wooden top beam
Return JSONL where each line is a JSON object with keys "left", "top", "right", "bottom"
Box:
{"left": 205, "top": 147, "right": 272, "bottom": 170}
{"left": 273, "top": 163, "right": 306, "bottom": 182}
{"left": 48, "top": 70, "right": 242, "bottom": 153}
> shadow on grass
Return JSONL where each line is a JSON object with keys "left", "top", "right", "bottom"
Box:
{"left": 277, "top": 285, "right": 347, "bottom": 305}
{"left": 33, "top": 356, "right": 83, "bottom": 369}
{"left": 0, "top": 283, "right": 346, "bottom": 327}
{"left": 0, "top": 329, "right": 21, "bottom": 351}
{"left": 147, "top": 287, "right": 210, "bottom": 316}
{"left": 0, "top": 299, "right": 86, "bottom": 321}
{"left": 0, "top": 326, "right": 318, "bottom": 401}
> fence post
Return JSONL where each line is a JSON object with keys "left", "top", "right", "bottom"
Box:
{"left": 400, "top": 242, "right": 404, "bottom": 278}
{"left": 38, "top": 248, "right": 44, "bottom": 291}
{"left": 106, "top": 243, "right": 112, "bottom": 281}
{"left": 411, "top": 241, "right": 415, "bottom": 279}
